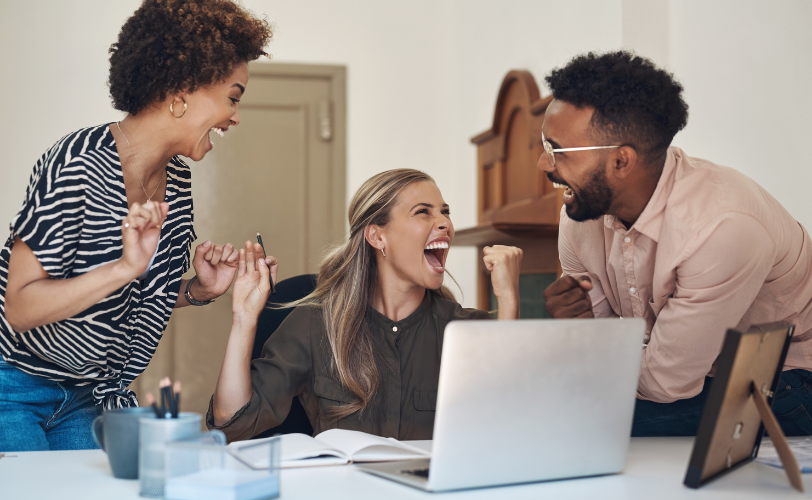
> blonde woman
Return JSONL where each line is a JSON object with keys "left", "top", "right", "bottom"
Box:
{"left": 209, "top": 169, "right": 523, "bottom": 440}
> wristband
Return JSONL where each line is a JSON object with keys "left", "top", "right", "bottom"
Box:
{"left": 185, "top": 276, "right": 214, "bottom": 306}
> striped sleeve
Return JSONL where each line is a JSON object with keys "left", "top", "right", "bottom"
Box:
{"left": 11, "top": 133, "right": 95, "bottom": 279}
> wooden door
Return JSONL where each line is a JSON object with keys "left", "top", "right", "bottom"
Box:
{"left": 131, "top": 63, "right": 346, "bottom": 421}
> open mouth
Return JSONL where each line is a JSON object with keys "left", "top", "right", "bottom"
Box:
{"left": 207, "top": 127, "right": 226, "bottom": 150}
{"left": 552, "top": 181, "right": 574, "bottom": 204}
{"left": 423, "top": 240, "right": 448, "bottom": 273}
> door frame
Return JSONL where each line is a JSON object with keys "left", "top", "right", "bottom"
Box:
{"left": 249, "top": 62, "right": 348, "bottom": 241}
{"left": 130, "top": 62, "right": 347, "bottom": 408}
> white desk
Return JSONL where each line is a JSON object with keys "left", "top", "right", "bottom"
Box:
{"left": 1, "top": 438, "right": 808, "bottom": 500}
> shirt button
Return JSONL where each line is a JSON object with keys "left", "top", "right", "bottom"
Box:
{"left": 392, "top": 326, "right": 398, "bottom": 332}
{"left": 624, "top": 237, "right": 631, "bottom": 243}
{"left": 629, "top": 287, "right": 637, "bottom": 294}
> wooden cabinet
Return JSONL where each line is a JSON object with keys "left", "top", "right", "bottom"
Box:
{"left": 455, "top": 70, "right": 564, "bottom": 314}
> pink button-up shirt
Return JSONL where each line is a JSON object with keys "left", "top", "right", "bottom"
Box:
{"left": 559, "top": 147, "right": 812, "bottom": 403}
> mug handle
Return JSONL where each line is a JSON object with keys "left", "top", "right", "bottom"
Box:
{"left": 91, "top": 415, "right": 105, "bottom": 451}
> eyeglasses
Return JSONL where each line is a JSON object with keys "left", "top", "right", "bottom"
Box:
{"left": 541, "top": 131, "right": 621, "bottom": 168}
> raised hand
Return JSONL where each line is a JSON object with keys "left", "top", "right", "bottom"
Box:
{"left": 191, "top": 241, "right": 239, "bottom": 301}
{"left": 543, "top": 275, "right": 594, "bottom": 318}
{"left": 231, "top": 241, "right": 278, "bottom": 321}
{"left": 483, "top": 245, "right": 523, "bottom": 319}
{"left": 120, "top": 201, "right": 168, "bottom": 279}
{"left": 483, "top": 245, "right": 523, "bottom": 300}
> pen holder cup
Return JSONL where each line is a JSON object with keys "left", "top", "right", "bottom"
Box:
{"left": 138, "top": 412, "right": 202, "bottom": 498}
{"left": 164, "top": 433, "right": 281, "bottom": 500}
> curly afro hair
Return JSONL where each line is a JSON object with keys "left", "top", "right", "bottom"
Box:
{"left": 109, "top": 0, "right": 272, "bottom": 115}
{"left": 545, "top": 51, "right": 688, "bottom": 166}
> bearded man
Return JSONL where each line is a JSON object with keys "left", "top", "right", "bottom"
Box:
{"left": 540, "top": 51, "right": 812, "bottom": 436}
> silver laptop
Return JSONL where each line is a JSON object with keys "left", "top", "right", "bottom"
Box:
{"left": 357, "top": 318, "right": 645, "bottom": 492}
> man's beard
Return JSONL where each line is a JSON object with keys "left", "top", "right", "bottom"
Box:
{"left": 549, "top": 165, "right": 614, "bottom": 222}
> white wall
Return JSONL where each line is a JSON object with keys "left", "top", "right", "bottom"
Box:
{"left": 1, "top": 0, "right": 809, "bottom": 307}
{"left": 255, "top": 0, "right": 622, "bottom": 304}
{"left": 621, "top": 0, "right": 812, "bottom": 231}
{"left": 448, "top": 0, "right": 621, "bottom": 303}
{"left": 0, "top": 0, "right": 134, "bottom": 232}
{"left": 668, "top": 0, "right": 812, "bottom": 231}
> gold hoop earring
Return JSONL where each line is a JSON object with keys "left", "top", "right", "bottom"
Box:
{"left": 170, "top": 99, "right": 187, "bottom": 118}
{"left": 380, "top": 248, "right": 386, "bottom": 257}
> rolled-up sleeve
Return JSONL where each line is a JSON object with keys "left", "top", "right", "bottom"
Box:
{"left": 207, "top": 306, "right": 314, "bottom": 442}
{"left": 639, "top": 213, "right": 776, "bottom": 402}
{"left": 559, "top": 211, "right": 617, "bottom": 319}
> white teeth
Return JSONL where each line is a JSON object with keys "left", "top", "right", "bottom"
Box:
{"left": 424, "top": 241, "right": 449, "bottom": 250}
{"left": 553, "top": 182, "right": 565, "bottom": 189}
{"left": 211, "top": 127, "right": 225, "bottom": 137}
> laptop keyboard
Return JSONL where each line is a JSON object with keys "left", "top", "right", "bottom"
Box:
{"left": 400, "top": 468, "right": 430, "bottom": 478}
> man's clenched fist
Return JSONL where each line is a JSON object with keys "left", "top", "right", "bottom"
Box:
{"left": 543, "top": 275, "right": 594, "bottom": 319}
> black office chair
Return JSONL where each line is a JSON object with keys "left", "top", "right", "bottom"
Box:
{"left": 251, "top": 274, "right": 317, "bottom": 439}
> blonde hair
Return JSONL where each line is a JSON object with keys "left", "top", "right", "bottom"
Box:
{"left": 284, "top": 169, "right": 455, "bottom": 417}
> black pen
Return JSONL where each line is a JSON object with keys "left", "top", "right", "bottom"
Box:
{"left": 172, "top": 381, "right": 182, "bottom": 419}
{"left": 256, "top": 231, "right": 276, "bottom": 294}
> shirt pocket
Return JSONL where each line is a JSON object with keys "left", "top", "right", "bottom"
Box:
{"left": 412, "top": 390, "right": 438, "bottom": 438}
{"left": 314, "top": 375, "right": 355, "bottom": 405}
{"left": 313, "top": 375, "right": 358, "bottom": 430}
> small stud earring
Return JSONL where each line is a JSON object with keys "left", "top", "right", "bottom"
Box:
{"left": 380, "top": 248, "right": 386, "bottom": 257}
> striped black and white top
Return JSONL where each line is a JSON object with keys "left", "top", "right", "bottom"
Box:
{"left": 0, "top": 124, "right": 195, "bottom": 409}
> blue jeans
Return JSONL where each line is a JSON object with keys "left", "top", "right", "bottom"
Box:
{"left": 0, "top": 355, "right": 101, "bottom": 451}
{"left": 632, "top": 369, "right": 812, "bottom": 436}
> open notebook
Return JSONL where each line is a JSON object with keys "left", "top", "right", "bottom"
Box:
{"left": 227, "top": 429, "right": 431, "bottom": 468}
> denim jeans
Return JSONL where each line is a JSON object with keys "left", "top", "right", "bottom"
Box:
{"left": 0, "top": 355, "right": 101, "bottom": 451}
{"left": 632, "top": 369, "right": 812, "bottom": 437}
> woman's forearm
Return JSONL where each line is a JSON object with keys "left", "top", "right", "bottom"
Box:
{"left": 5, "top": 239, "right": 136, "bottom": 332}
{"left": 482, "top": 245, "right": 523, "bottom": 320}
{"left": 496, "top": 293, "right": 520, "bottom": 320}
{"left": 212, "top": 316, "right": 256, "bottom": 426}
{"left": 174, "top": 278, "right": 218, "bottom": 308}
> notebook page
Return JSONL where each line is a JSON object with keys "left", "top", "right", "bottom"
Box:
{"left": 315, "top": 429, "right": 431, "bottom": 462}
{"left": 228, "top": 434, "right": 349, "bottom": 468}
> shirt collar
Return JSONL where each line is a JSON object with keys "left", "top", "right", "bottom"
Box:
{"left": 366, "top": 290, "right": 432, "bottom": 332}
{"left": 603, "top": 146, "right": 680, "bottom": 242}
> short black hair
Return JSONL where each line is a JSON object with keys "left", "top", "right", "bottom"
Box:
{"left": 545, "top": 51, "right": 688, "bottom": 166}
{"left": 108, "top": 0, "right": 273, "bottom": 115}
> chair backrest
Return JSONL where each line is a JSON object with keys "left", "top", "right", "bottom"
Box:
{"left": 252, "top": 274, "right": 317, "bottom": 438}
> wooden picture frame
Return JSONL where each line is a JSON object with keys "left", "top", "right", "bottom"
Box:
{"left": 684, "top": 324, "right": 802, "bottom": 491}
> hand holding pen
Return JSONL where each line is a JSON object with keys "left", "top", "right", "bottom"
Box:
{"left": 256, "top": 232, "right": 276, "bottom": 295}
{"left": 231, "top": 241, "right": 277, "bottom": 320}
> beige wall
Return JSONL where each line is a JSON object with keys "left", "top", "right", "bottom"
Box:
{"left": 1, "top": 0, "right": 810, "bottom": 308}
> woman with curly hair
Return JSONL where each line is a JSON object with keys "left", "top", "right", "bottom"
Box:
{"left": 0, "top": 0, "right": 272, "bottom": 451}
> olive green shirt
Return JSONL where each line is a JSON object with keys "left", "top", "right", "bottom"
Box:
{"left": 207, "top": 291, "right": 491, "bottom": 441}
